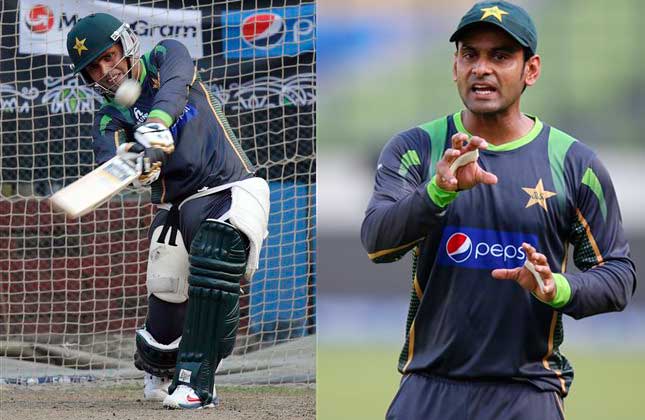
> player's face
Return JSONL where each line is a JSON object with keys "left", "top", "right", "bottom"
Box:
{"left": 85, "top": 44, "right": 129, "bottom": 91}
{"left": 453, "top": 25, "right": 540, "bottom": 115}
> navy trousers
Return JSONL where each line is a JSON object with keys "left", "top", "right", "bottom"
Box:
{"left": 386, "top": 373, "right": 565, "bottom": 420}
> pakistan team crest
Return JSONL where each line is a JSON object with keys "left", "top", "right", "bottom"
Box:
{"left": 522, "top": 178, "right": 556, "bottom": 212}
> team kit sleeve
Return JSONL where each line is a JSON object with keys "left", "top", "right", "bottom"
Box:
{"left": 361, "top": 128, "right": 453, "bottom": 263}
{"left": 90, "top": 110, "right": 128, "bottom": 165}
{"left": 146, "top": 39, "right": 197, "bottom": 127}
{"left": 553, "top": 155, "right": 636, "bottom": 318}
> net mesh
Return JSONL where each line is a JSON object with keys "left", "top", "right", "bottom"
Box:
{"left": 0, "top": 0, "right": 316, "bottom": 385}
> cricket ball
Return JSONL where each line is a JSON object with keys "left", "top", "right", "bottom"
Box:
{"left": 114, "top": 78, "right": 141, "bottom": 107}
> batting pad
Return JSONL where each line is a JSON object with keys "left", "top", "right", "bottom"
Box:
{"left": 169, "top": 220, "right": 247, "bottom": 405}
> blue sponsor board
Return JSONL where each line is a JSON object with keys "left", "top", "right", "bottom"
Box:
{"left": 249, "top": 181, "right": 315, "bottom": 340}
{"left": 437, "top": 226, "right": 538, "bottom": 270}
{"left": 224, "top": 4, "right": 315, "bottom": 59}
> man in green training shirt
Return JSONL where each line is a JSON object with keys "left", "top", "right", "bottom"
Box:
{"left": 361, "top": 1, "right": 636, "bottom": 419}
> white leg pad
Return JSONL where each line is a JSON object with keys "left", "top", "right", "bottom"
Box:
{"left": 227, "top": 177, "right": 271, "bottom": 281}
{"left": 147, "top": 224, "right": 189, "bottom": 303}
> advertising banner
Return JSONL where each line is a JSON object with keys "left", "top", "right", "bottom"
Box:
{"left": 224, "top": 4, "right": 315, "bottom": 59}
{"left": 19, "top": 0, "right": 203, "bottom": 58}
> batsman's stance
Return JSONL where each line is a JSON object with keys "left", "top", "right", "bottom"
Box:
{"left": 362, "top": 1, "right": 636, "bottom": 419}
{"left": 66, "top": 14, "right": 269, "bottom": 409}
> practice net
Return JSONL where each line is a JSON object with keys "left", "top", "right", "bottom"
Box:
{"left": 0, "top": 0, "right": 316, "bottom": 385}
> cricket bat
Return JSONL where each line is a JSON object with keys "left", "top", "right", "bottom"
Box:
{"left": 50, "top": 155, "right": 141, "bottom": 218}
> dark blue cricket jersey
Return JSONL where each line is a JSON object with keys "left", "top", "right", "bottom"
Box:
{"left": 361, "top": 112, "right": 636, "bottom": 396}
{"left": 91, "top": 39, "right": 253, "bottom": 204}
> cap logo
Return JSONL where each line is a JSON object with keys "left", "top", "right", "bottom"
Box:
{"left": 480, "top": 6, "right": 509, "bottom": 22}
{"left": 73, "top": 37, "right": 89, "bottom": 56}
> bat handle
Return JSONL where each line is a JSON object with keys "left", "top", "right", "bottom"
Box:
{"left": 145, "top": 147, "right": 168, "bottom": 166}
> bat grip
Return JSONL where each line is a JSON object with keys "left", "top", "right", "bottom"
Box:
{"left": 145, "top": 147, "right": 168, "bottom": 166}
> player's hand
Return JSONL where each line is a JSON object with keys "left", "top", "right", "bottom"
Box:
{"left": 116, "top": 142, "right": 143, "bottom": 168}
{"left": 116, "top": 142, "right": 163, "bottom": 187}
{"left": 491, "top": 243, "right": 557, "bottom": 303}
{"left": 134, "top": 122, "right": 175, "bottom": 154}
{"left": 435, "top": 133, "right": 498, "bottom": 191}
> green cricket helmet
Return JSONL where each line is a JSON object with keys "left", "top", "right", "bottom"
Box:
{"left": 66, "top": 13, "right": 140, "bottom": 95}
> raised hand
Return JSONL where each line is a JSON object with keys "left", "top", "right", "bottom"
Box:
{"left": 491, "top": 243, "right": 557, "bottom": 303}
{"left": 435, "top": 133, "right": 498, "bottom": 191}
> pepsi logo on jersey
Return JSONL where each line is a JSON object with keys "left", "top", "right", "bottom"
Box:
{"left": 445, "top": 233, "right": 472, "bottom": 263}
{"left": 440, "top": 226, "right": 537, "bottom": 269}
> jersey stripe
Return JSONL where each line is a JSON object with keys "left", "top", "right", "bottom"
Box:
{"left": 138, "top": 55, "right": 148, "bottom": 83}
{"left": 161, "top": 178, "right": 167, "bottom": 203}
{"left": 413, "top": 272, "right": 422, "bottom": 301}
{"left": 402, "top": 320, "right": 417, "bottom": 372}
{"left": 581, "top": 167, "right": 607, "bottom": 221}
{"left": 418, "top": 117, "right": 448, "bottom": 179}
{"left": 541, "top": 242, "right": 571, "bottom": 394}
{"left": 398, "top": 150, "right": 421, "bottom": 176}
{"left": 561, "top": 240, "right": 569, "bottom": 272}
{"left": 100, "top": 115, "right": 112, "bottom": 135}
{"left": 112, "top": 130, "right": 119, "bottom": 150}
{"left": 190, "top": 66, "right": 198, "bottom": 86}
{"left": 198, "top": 81, "right": 253, "bottom": 174}
{"left": 547, "top": 127, "right": 577, "bottom": 212}
{"left": 367, "top": 238, "right": 422, "bottom": 261}
{"left": 542, "top": 311, "right": 567, "bottom": 394}
{"left": 575, "top": 208, "right": 604, "bottom": 265}
{"left": 401, "top": 248, "right": 422, "bottom": 372}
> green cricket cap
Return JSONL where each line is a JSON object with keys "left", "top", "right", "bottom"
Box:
{"left": 66, "top": 13, "right": 123, "bottom": 74}
{"left": 449, "top": 1, "right": 537, "bottom": 55}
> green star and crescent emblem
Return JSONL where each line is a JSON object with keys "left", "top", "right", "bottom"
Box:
{"left": 73, "top": 37, "right": 88, "bottom": 56}
{"left": 522, "top": 179, "right": 557, "bottom": 212}
{"left": 480, "top": 6, "right": 509, "bottom": 22}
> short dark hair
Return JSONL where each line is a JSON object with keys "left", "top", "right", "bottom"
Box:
{"left": 522, "top": 47, "right": 533, "bottom": 62}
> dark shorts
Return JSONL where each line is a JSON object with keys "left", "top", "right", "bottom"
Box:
{"left": 386, "top": 373, "right": 565, "bottom": 420}
{"left": 148, "top": 189, "right": 232, "bottom": 252}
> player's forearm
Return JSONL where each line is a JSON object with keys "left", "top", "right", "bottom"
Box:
{"left": 151, "top": 76, "right": 190, "bottom": 124}
{"left": 361, "top": 182, "right": 448, "bottom": 263}
{"left": 558, "top": 258, "right": 636, "bottom": 319}
{"left": 151, "top": 41, "right": 196, "bottom": 124}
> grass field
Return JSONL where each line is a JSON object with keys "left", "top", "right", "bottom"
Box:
{"left": 317, "top": 344, "right": 645, "bottom": 420}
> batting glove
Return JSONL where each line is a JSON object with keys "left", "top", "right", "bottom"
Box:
{"left": 134, "top": 122, "right": 175, "bottom": 154}
{"left": 116, "top": 142, "right": 164, "bottom": 187}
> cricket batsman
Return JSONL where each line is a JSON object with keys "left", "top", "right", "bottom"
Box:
{"left": 361, "top": 1, "right": 636, "bottom": 418}
{"left": 65, "top": 13, "right": 270, "bottom": 409}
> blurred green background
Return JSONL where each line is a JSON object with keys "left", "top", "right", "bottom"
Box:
{"left": 319, "top": 0, "right": 644, "bottom": 153}
{"left": 318, "top": 345, "right": 645, "bottom": 420}
{"left": 317, "top": 0, "right": 645, "bottom": 419}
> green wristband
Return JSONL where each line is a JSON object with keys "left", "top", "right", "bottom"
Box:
{"left": 426, "top": 175, "right": 459, "bottom": 208}
{"left": 549, "top": 274, "right": 572, "bottom": 308}
{"left": 533, "top": 273, "right": 572, "bottom": 308}
{"left": 148, "top": 109, "right": 174, "bottom": 127}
